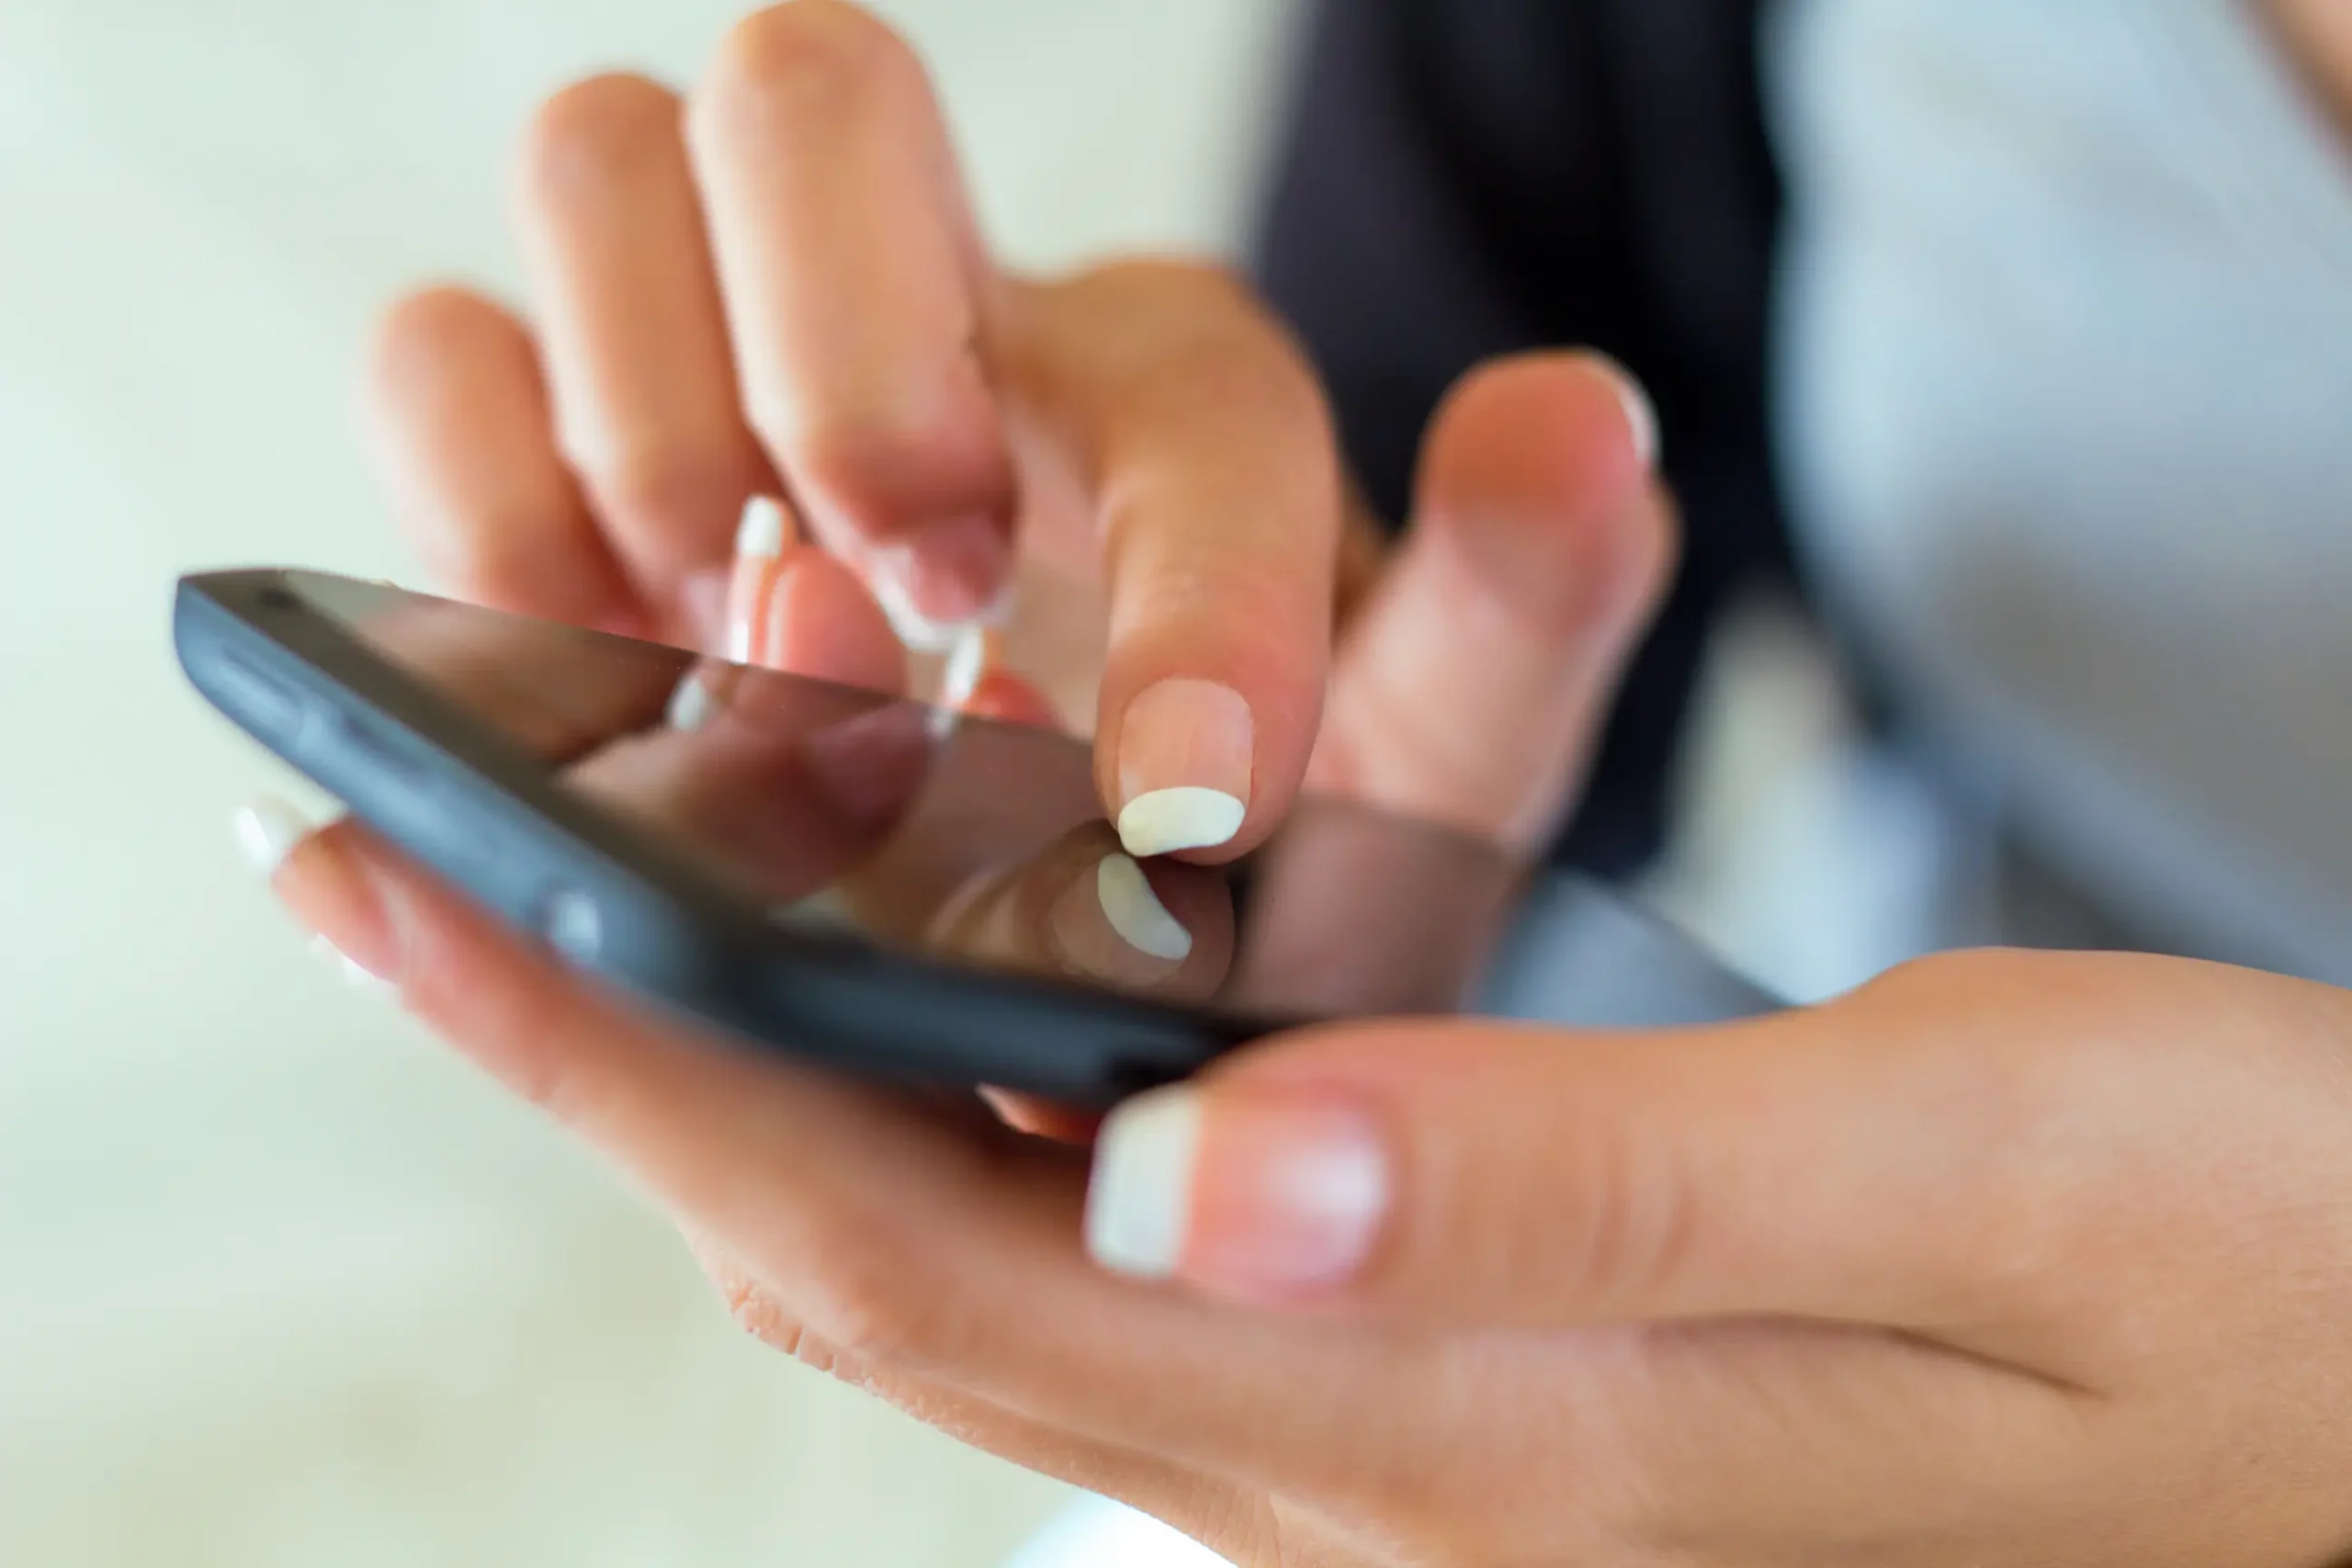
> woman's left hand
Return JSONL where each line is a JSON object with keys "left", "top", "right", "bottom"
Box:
{"left": 276, "top": 874, "right": 2352, "bottom": 1568}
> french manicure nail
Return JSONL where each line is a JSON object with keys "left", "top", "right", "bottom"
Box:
{"left": 868, "top": 513, "right": 1013, "bottom": 654}
{"left": 666, "top": 672, "right": 717, "bottom": 732}
{"left": 939, "top": 623, "right": 991, "bottom": 709}
{"left": 232, "top": 795, "right": 333, "bottom": 877}
{"left": 1095, "top": 853, "right": 1193, "bottom": 962}
{"left": 926, "top": 623, "right": 995, "bottom": 742}
{"left": 1048, "top": 852, "right": 1193, "bottom": 987}
{"left": 1085, "top": 1086, "right": 1204, "bottom": 1279}
{"left": 1594, "top": 355, "right": 1661, "bottom": 471}
{"left": 726, "top": 496, "right": 794, "bottom": 662}
{"left": 310, "top": 933, "right": 395, "bottom": 997}
{"left": 736, "top": 495, "right": 789, "bottom": 560}
{"left": 1087, "top": 1086, "right": 1393, "bottom": 1296}
{"left": 1115, "top": 679, "right": 1253, "bottom": 858}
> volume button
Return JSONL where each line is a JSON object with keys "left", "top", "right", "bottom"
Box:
{"left": 208, "top": 655, "right": 308, "bottom": 744}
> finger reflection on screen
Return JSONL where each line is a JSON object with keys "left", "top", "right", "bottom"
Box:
{"left": 565, "top": 660, "right": 933, "bottom": 908}
{"left": 348, "top": 593, "right": 684, "bottom": 763}
{"left": 928, "top": 823, "right": 1236, "bottom": 1003}
{"left": 319, "top": 580, "right": 1516, "bottom": 1023}
{"left": 1227, "top": 805, "right": 1520, "bottom": 1019}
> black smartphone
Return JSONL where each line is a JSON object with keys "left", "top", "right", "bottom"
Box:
{"left": 175, "top": 569, "right": 1778, "bottom": 1105}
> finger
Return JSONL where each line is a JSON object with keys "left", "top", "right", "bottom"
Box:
{"left": 715, "top": 496, "right": 908, "bottom": 694}
{"left": 931, "top": 824, "right": 1236, "bottom": 1001}
{"left": 346, "top": 592, "right": 683, "bottom": 763}
{"left": 1080, "top": 959, "right": 2157, "bottom": 1371}
{"left": 571, "top": 675, "right": 932, "bottom": 901}
{"left": 246, "top": 817, "right": 1447, "bottom": 1488}
{"left": 933, "top": 627, "right": 1060, "bottom": 726}
{"left": 1006, "top": 264, "right": 1342, "bottom": 864}
{"left": 687, "top": 2, "right": 1015, "bottom": 645}
{"left": 1311, "top": 353, "right": 1675, "bottom": 856}
{"left": 366, "top": 287, "right": 641, "bottom": 634}
{"left": 1224, "top": 805, "right": 1521, "bottom": 1019}
{"left": 513, "top": 73, "right": 775, "bottom": 645}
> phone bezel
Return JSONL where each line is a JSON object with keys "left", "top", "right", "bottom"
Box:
{"left": 175, "top": 568, "right": 1269, "bottom": 1105}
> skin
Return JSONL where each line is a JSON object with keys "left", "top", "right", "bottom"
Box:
{"left": 2268, "top": 0, "right": 2352, "bottom": 133}
{"left": 324, "top": 5, "right": 2352, "bottom": 1562}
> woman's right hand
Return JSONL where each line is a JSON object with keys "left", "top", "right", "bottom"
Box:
{"left": 365, "top": 0, "right": 1673, "bottom": 871}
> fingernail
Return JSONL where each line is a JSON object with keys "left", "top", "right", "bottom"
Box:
{"left": 726, "top": 496, "right": 795, "bottom": 662}
{"left": 1094, "top": 853, "right": 1193, "bottom": 962}
{"left": 232, "top": 795, "right": 333, "bottom": 877}
{"left": 1594, "top": 355, "right": 1661, "bottom": 471}
{"left": 1115, "top": 679, "right": 1252, "bottom": 858}
{"left": 1087, "top": 1085, "right": 1392, "bottom": 1296}
{"left": 678, "top": 570, "right": 732, "bottom": 655}
{"left": 927, "top": 623, "right": 996, "bottom": 742}
{"left": 1048, "top": 852, "right": 1193, "bottom": 987}
{"left": 1084, "top": 1087, "right": 1204, "bottom": 1279}
{"left": 666, "top": 672, "right": 718, "bottom": 732}
{"left": 736, "top": 494, "right": 790, "bottom": 560}
{"left": 868, "top": 513, "right": 1013, "bottom": 654}
{"left": 309, "top": 933, "right": 395, "bottom": 998}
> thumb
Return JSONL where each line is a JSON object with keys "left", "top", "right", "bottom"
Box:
{"left": 1311, "top": 352, "right": 1676, "bottom": 856}
{"left": 1082, "top": 959, "right": 2056, "bottom": 1351}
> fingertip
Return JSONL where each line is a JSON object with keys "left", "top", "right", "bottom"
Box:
{"left": 1584, "top": 354, "right": 1660, "bottom": 473}
{"left": 232, "top": 795, "right": 338, "bottom": 882}
{"left": 756, "top": 547, "right": 909, "bottom": 695}
{"left": 258, "top": 809, "right": 405, "bottom": 994}
{"left": 1418, "top": 353, "right": 1678, "bottom": 639}
{"left": 1111, "top": 680, "right": 1256, "bottom": 860}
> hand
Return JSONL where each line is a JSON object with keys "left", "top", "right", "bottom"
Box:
{"left": 362, "top": 0, "right": 1665, "bottom": 865}
{"left": 252, "top": 827, "right": 2352, "bottom": 1568}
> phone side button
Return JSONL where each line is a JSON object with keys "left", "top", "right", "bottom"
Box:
{"left": 206, "top": 655, "right": 308, "bottom": 745}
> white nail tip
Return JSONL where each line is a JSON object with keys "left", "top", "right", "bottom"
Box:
{"left": 939, "top": 624, "right": 989, "bottom": 709}
{"left": 734, "top": 496, "right": 788, "bottom": 560}
{"left": 1116, "top": 788, "right": 1247, "bottom": 860}
{"left": 233, "top": 796, "right": 324, "bottom": 876}
{"left": 1598, "top": 357, "right": 1661, "bottom": 470}
{"left": 666, "top": 673, "right": 716, "bottom": 732}
{"left": 310, "top": 935, "right": 395, "bottom": 997}
{"left": 868, "top": 569, "right": 1014, "bottom": 656}
{"left": 1096, "top": 853, "right": 1194, "bottom": 963}
{"left": 924, "top": 625, "right": 989, "bottom": 742}
{"left": 1085, "top": 1087, "right": 1204, "bottom": 1279}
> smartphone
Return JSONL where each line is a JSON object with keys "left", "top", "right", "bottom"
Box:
{"left": 175, "top": 569, "right": 1778, "bottom": 1105}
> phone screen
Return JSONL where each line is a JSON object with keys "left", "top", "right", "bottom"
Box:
{"left": 277, "top": 573, "right": 1773, "bottom": 1030}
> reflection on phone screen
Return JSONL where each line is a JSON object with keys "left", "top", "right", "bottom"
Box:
{"left": 284, "top": 574, "right": 1771, "bottom": 1029}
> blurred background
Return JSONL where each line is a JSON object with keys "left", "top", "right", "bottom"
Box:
{"left": 0, "top": 0, "right": 1895, "bottom": 1562}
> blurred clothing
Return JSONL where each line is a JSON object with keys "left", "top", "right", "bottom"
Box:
{"left": 1258, "top": 0, "right": 2352, "bottom": 983}
{"left": 1255, "top": 0, "right": 1792, "bottom": 882}
{"left": 1774, "top": 0, "right": 2352, "bottom": 982}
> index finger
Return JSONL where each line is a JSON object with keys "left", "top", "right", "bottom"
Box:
{"left": 1006, "top": 264, "right": 1344, "bottom": 864}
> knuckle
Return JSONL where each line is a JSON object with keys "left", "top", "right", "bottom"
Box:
{"left": 1567, "top": 1110, "right": 1703, "bottom": 1309}
{"left": 1080, "top": 258, "right": 1331, "bottom": 413}
{"left": 517, "top": 73, "right": 684, "bottom": 209}
{"left": 697, "top": 1, "right": 917, "bottom": 140}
